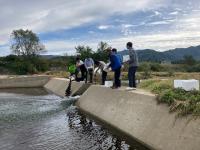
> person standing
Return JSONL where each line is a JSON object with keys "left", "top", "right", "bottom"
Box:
{"left": 108, "top": 48, "right": 122, "bottom": 89}
{"left": 84, "top": 57, "right": 94, "bottom": 83}
{"left": 112, "top": 48, "right": 123, "bottom": 64}
{"left": 126, "top": 42, "right": 138, "bottom": 90}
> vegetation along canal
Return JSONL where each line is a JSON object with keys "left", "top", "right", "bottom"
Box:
{"left": 0, "top": 88, "right": 149, "bottom": 150}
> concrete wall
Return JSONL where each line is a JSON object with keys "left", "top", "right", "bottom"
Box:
{"left": 77, "top": 85, "right": 200, "bottom": 150}
{"left": 0, "top": 75, "right": 50, "bottom": 88}
{"left": 44, "top": 78, "right": 90, "bottom": 97}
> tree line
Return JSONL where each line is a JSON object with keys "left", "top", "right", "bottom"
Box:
{"left": 1, "top": 29, "right": 200, "bottom": 75}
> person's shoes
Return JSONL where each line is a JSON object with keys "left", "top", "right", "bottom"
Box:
{"left": 126, "top": 87, "right": 136, "bottom": 91}
{"left": 111, "top": 86, "right": 119, "bottom": 89}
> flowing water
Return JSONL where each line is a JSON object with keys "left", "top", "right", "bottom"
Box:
{"left": 0, "top": 88, "right": 148, "bottom": 150}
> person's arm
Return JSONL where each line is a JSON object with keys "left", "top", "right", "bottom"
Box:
{"left": 91, "top": 58, "right": 95, "bottom": 69}
{"left": 94, "top": 66, "right": 100, "bottom": 75}
{"left": 107, "top": 55, "right": 114, "bottom": 68}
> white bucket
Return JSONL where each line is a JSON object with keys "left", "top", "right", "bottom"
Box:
{"left": 105, "top": 81, "right": 113, "bottom": 87}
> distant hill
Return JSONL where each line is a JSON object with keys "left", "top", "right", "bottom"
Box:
{"left": 40, "top": 55, "right": 60, "bottom": 59}
{"left": 119, "top": 45, "right": 200, "bottom": 62}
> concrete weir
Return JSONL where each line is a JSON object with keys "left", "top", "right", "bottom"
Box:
{"left": 1, "top": 76, "right": 200, "bottom": 150}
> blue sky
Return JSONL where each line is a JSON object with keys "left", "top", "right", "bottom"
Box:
{"left": 0, "top": 0, "right": 200, "bottom": 56}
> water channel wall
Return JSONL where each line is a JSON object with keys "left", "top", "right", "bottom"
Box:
{"left": 44, "top": 78, "right": 91, "bottom": 97}
{"left": 0, "top": 75, "right": 50, "bottom": 88}
{"left": 77, "top": 85, "right": 200, "bottom": 150}
{"left": 0, "top": 76, "right": 200, "bottom": 150}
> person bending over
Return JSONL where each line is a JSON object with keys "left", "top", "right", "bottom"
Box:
{"left": 94, "top": 60, "right": 108, "bottom": 85}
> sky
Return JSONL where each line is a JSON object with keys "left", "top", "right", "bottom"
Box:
{"left": 0, "top": 0, "right": 200, "bottom": 56}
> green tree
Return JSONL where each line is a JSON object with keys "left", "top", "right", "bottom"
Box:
{"left": 93, "top": 41, "right": 110, "bottom": 62}
{"left": 75, "top": 45, "right": 93, "bottom": 60}
{"left": 97, "top": 41, "right": 110, "bottom": 52}
{"left": 11, "top": 29, "right": 45, "bottom": 56}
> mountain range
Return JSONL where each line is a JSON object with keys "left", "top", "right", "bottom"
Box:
{"left": 41, "top": 45, "right": 200, "bottom": 62}
{"left": 119, "top": 45, "right": 200, "bottom": 62}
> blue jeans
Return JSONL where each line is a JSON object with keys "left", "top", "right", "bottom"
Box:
{"left": 128, "top": 66, "right": 137, "bottom": 88}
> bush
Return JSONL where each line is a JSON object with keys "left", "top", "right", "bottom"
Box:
{"left": 140, "top": 79, "right": 200, "bottom": 117}
{"left": 157, "top": 89, "right": 175, "bottom": 105}
{"left": 1, "top": 55, "right": 49, "bottom": 74}
{"left": 150, "top": 63, "right": 164, "bottom": 72}
{"left": 138, "top": 63, "right": 151, "bottom": 79}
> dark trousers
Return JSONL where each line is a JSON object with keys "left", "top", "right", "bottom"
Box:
{"left": 101, "top": 71, "right": 107, "bottom": 85}
{"left": 114, "top": 67, "right": 121, "bottom": 88}
{"left": 75, "top": 66, "right": 87, "bottom": 82}
{"left": 86, "top": 68, "right": 93, "bottom": 83}
{"left": 128, "top": 66, "right": 137, "bottom": 88}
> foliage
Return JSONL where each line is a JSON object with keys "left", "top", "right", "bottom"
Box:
{"left": 138, "top": 62, "right": 152, "bottom": 79}
{"left": 1, "top": 55, "right": 49, "bottom": 74}
{"left": 183, "top": 55, "right": 196, "bottom": 66}
{"left": 75, "top": 42, "right": 110, "bottom": 62}
{"left": 75, "top": 45, "right": 94, "bottom": 60}
{"left": 11, "top": 29, "right": 45, "bottom": 56}
{"left": 139, "top": 79, "right": 200, "bottom": 117}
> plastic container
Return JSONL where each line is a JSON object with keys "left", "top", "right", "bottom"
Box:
{"left": 104, "top": 81, "right": 113, "bottom": 87}
{"left": 174, "top": 79, "right": 199, "bottom": 91}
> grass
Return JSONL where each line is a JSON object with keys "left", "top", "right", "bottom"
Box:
{"left": 139, "top": 79, "right": 200, "bottom": 117}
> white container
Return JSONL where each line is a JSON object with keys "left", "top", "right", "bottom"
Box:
{"left": 123, "top": 55, "right": 130, "bottom": 63}
{"left": 174, "top": 79, "right": 199, "bottom": 91}
{"left": 104, "top": 81, "right": 113, "bottom": 87}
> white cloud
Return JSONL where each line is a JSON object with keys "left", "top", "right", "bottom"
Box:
{"left": 98, "top": 25, "right": 112, "bottom": 30}
{"left": 108, "top": 31, "right": 200, "bottom": 51}
{"left": 1, "top": 0, "right": 200, "bottom": 55}
{"left": 0, "top": 0, "right": 165, "bottom": 45}
{"left": 43, "top": 30, "right": 200, "bottom": 55}
{"left": 147, "top": 21, "right": 171, "bottom": 25}
{"left": 44, "top": 40, "right": 98, "bottom": 55}
{"left": 0, "top": 0, "right": 167, "bottom": 56}
{"left": 154, "top": 11, "right": 162, "bottom": 16}
{"left": 169, "top": 11, "right": 179, "bottom": 15}
{"left": 123, "top": 24, "right": 135, "bottom": 28}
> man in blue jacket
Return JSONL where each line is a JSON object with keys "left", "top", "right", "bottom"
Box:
{"left": 108, "top": 48, "right": 122, "bottom": 89}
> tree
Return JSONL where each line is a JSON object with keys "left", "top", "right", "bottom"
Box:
{"left": 11, "top": 29, "right": 45, "bottom": 56}
{"left": 93, "top": 41, "right": 110, "bottom": 62}
{"left": 97, "top": 41, "right": 110, "bottom": 52}
{"left": 75, "top": 45, "right": 93, "bottom": 60}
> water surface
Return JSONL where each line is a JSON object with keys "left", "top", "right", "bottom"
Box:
{"left": 0, "top": 88, "right": 148, "bottom": 150}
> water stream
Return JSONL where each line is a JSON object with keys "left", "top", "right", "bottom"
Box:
{"left": 0, "top": 88, "right": 148, "bottom": 150}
